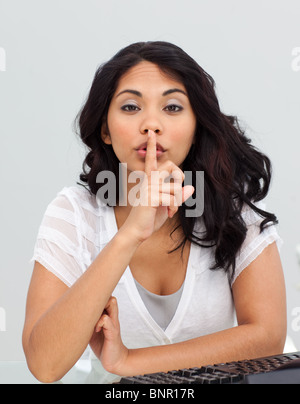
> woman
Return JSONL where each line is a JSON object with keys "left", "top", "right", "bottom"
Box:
{"left": 22, "top": 41, "right": 287, "bottom": 383}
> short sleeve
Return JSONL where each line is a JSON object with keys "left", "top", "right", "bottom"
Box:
{"left": 231, "top": 202, "right": 283, "bottom": 286}
{"left": 31, "top": 187, "right": 94, "bottom": 287}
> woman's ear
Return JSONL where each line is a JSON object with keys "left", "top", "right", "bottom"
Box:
{"left": 101, "top": 121, "right": 112, "bottom": 145}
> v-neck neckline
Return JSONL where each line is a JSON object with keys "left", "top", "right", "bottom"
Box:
{"left": 106, "top": 206, "right": 197, "bottom": 341}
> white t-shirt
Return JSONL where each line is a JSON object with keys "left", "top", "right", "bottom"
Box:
{"left": 31, "top": 186, "right": 282, "bottom": 383}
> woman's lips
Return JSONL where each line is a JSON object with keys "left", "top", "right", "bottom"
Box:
{"left": 135, "top": 141, "right": 166, "bottom": 158}
{"left": 136, "top": 141, "right": 165, "bottom": 151}
{"left": 136, "top": 149, "right": 165, "bottom": 158}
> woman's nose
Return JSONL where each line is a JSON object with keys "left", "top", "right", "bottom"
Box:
{"left": 140, "top": 113, "right": 163, "bottom": 135}
{"left": 142, "top": 128, "right": 161, "bottom": 134}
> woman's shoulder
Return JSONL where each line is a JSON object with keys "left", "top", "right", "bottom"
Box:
{"left": 45, "top": 185, "right": 113, "bottom": 245}
{"left": 44, "top": 185, "right": 114, "bottom": 238}
{"left": 51, "top": 185, "right": 108, "bottom": 216}
{"left": 56, "top": 184, "right": 95, "bottom": 204}
{"left": 240, "top": 200, "right": 265, "bottom": 223}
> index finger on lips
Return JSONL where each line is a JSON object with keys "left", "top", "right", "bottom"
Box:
{"left": 145, "top": 130, "right": 157, "bottom": 176}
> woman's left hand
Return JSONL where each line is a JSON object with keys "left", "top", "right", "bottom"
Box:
{"left": 90, "top": 296, "right": 129, "bottom": 375}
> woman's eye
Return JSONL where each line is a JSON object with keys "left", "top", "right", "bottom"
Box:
{"left": 121, "top": 104, "right": 140, "bottom": 112}
{"left": 164, "top": 104, "right": 183, "bottom": 113}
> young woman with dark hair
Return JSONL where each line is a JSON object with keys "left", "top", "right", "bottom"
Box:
{"left": 23, "top": 42, "right": 286, "bottom": 383}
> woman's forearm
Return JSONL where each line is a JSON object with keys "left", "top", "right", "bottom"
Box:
{"left": 25, "top": 227, "right": 141, "bottom": 383}
{"left": 120, "top": 324, "right": 285, "bottom": 377}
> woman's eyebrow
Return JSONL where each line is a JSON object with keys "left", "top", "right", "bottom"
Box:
{"left": 116, "top": 89, "right": 142, "bottom": 98}
{"left": 116, "top": 88, "right": 187, "bottom": 98}
{"left": 162, "top": 88, "right": 188, "bottom": 97}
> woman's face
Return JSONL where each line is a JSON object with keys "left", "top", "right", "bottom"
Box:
{"left": 102, "top": 61, "right": 196, "bottom": 173}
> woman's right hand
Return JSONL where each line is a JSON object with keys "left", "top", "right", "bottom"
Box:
{"left": 121, "top": 130, "right": 195, "bottom": 243}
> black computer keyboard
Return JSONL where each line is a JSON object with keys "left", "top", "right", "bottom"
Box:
{"left": 118, "top": 351, "right": 300, "bottom": 384}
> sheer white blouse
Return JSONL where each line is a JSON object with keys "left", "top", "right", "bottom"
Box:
{"left": 31, "top": 186, "right": 282, "bottom": 383}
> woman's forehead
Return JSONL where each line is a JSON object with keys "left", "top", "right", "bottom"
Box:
{"left": 115, "top": 61, "right": 186, "bottom": 93}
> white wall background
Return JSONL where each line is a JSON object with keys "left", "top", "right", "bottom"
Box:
{"left": 0, "top": 0, "right": 300, "bottom": 361}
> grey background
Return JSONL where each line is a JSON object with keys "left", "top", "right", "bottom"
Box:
{"left": 0, "top": 0, "right": 300, "bottom": 361}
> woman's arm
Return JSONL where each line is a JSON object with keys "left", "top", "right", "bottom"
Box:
{"left": 23, "top": 132, "right": 193, "bottom": 383}
{"left": 99, "top": 241, "right": 287, "bottom": 376}
{"left": 22, "top": 227, "right": 142, "bottom": 383}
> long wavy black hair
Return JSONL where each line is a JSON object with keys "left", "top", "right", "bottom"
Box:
{"left": 75, "top": 41, "right": 278, "bottom": 279}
